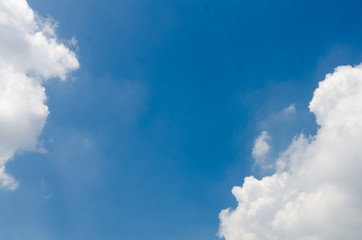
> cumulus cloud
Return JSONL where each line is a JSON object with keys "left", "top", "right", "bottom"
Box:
{"left": 0, "top": 0, "right": 79, "bottom": 190}
{"left": 252, "top": 131, "right": 270, "bottom": 164}
{"left": 219, "top": 64, "right": 362, "bottom": 240}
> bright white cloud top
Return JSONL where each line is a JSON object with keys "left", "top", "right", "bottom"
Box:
{"left": 219, "top": 64, "right": 362, "bottom": 240}
{"left": 0, "top": 0, "right": 79, "bottom": 190}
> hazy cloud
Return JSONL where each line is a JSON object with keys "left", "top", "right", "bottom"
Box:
{"left": 281, "top": 104, "right": 296, "bottom": 115}
{"left": 252, "top": 131, "right": 271, "bottom": 165}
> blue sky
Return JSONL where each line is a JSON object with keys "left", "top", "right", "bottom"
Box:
{"left": 2, "top": 0, "right": 362, "bottom": 239}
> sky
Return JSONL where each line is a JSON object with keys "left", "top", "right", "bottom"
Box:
{"left": 1, "top": 0, "right": 362, "bottom": 239}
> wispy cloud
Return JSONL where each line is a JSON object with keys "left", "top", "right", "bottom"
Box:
{"left": 0, "top": 0, "right": 79, "bottom": 190}
{"left": 44, "top": 193, "right": 52, "bottom": 200}
{"left": 281, "top": 104, "right": 296, "bottom": 115}
{"left": 219, "top": 64, "right": 362, "bottom": 239}
{"left": 260, "top": 103, "right": 297, "bottom": 129}
{"left": 252, "top": 131, "right": 271, "bottom": 165}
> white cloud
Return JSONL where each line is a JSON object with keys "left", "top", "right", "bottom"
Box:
{"left": 219, "top": 64, "right": 362, "bottom": 240}
{"left": 0, "top": 0, "right": 79, "bottom": 190}
{"left": 252, "top": 131, "right": 271, "bottom": 164}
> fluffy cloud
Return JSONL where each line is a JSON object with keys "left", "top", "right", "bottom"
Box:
{"left": 219, "top": 64, "right": 362, "bottom": 240}
{"left": 252, "top": 131, "right": 270, "bottom": 164}
{"left": 0, "top": 0, "right": 79, "bottom": 190}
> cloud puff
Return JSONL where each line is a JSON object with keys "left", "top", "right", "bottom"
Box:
{"left": 219, "top": 64, "right": 362, "bottom": 240}
{"left": 252, "top": 131, "right": 270, "bottom": 164}
{"left": 0, "top": 0, "right": 79, "bottom": 190}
